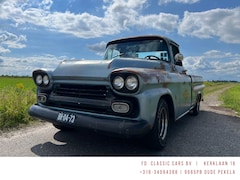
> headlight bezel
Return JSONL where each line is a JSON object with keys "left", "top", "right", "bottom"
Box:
{"left": 35, "top": 75, "right": 43, "bottom": 85}
{"left": 113, "top": 76, "right": 125, "bottom": 90}
{"left": 111, "top": 73, "right": 139, "bottom": 93}
{"left": 33, "top": 70, "right": 51, "bottom": 88}
{"left": 42, "top": 75, "right": 50, "bottom": 86}
{"left": 125, "top": 75, "right": 138, "bottom": 91}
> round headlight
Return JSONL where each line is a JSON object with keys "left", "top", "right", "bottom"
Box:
{"left": 125, "top": 76, "right": 138, "bottom": 90}
{"left": 36, "top": 75, "right": 43, "bottom": 85}
{"left": 43, "top": 75, "right": 50, "bottom": 85}
{"left": 113, "top": 76, "right": 124, "bottom": 90}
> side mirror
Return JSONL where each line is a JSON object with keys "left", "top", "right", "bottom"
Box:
{"left": 174, "top": 53, "right": 184, "bottom": 66}
{"left": 174, "top": 53, "right": 184, "bottom": 62}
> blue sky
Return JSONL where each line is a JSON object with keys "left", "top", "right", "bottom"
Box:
{"left": 0, "top": 0, "right": 239, "bottom": 81}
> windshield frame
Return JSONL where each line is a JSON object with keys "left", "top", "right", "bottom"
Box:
{"left": 104, "top": 36, "right": 172, "bottom": 62}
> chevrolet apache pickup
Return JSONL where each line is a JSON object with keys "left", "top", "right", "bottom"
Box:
{"left": 29, "top": 35, "right": 205, "bottom": 149}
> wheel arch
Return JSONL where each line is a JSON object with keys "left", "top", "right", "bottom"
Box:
{"left": 158, "top": 94, "right": 175, "bottom": 123}
{"left": 144, "top": 93, "right": 175, "bottom": 150}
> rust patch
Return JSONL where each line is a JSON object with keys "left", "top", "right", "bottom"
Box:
{"left": 159, "top": 62, "right": 166, "bottom": 70}
{"left": 111, "top": 61, "right": 178, "bottom": 86}
{"left": 183, "top": 89, "right": 190, "bottom": 100}
{"left": 162, "top": 82, "right": 170, "bottom": 88}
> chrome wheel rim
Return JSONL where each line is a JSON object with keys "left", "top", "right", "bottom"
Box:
{"left": 158, "top": 107, "right": 168, "bottom": 141}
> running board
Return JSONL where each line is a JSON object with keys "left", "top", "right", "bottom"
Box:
{"left": 175, "top": 107, "right": 194, "bottom": 121}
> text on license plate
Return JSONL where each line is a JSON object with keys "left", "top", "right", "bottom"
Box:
{"left": 56, "top": 112, "right": 76, "bottom": 124}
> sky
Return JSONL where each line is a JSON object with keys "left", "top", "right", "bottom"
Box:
{"left": 0, "top": 0, "right": 239, "bottom": 81}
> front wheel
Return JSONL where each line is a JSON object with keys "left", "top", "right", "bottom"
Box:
{"left": 145, "top": 99, "right": 170, "bottom": 150}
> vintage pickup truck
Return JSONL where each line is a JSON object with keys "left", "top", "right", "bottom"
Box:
{"left": 29, "top": 35, "right": 204, "bottom": 149}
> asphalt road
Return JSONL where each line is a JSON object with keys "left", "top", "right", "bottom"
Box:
{"left": 0, "top": 98, "right": 240, "bottom": 156}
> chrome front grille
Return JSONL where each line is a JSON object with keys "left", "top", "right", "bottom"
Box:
{"left": 44, "top": 83, "right": 139, "bottom": 117}
{"left": 52, "top": 84, "right": 109, "bottom": 99}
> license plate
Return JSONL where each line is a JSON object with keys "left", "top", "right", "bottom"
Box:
{"left": 56, "top": 112, "right": 76, "bottom": 124}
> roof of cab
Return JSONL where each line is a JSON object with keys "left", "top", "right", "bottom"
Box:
{"left": 106, "top": 35, "right": 179, "bottom": 47}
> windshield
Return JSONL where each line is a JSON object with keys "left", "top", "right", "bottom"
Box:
{"left": 104, "top": 39, "right": 169, "bottom": 61}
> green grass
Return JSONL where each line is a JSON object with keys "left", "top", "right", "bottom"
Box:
{"left": 219, "top": 84, "right": 240, "bottom": 115}
{"left": 0, "top": 76, "right": 37, "bottom": 130}
{"left": 204, "top": 81, "right": 240, "bottom": 115}
{"left": 0, "top": 76, "right": 35, "bottom": 90}
{"left": 203, "top": 81, "right": 235, "bottom": 95}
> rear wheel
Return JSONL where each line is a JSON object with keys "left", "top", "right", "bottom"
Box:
{"left": 192, "top": 95, "right": 201, "bottom": 116}
{"left": 192, "top": 101, "right": 200, "bottom": 115}
{"left": 146, "top": 99, "right": 170, "bottom": 150}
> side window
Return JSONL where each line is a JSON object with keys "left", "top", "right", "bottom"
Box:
{"left": 170, "top": 44, "right": 182, "bottom": 66}
{"left": 171, "top": 44, "right": 179, "bottom": 58}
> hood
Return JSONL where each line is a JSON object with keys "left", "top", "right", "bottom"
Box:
{"left": 52, "top": 58, "right": 168, "bottom": 79}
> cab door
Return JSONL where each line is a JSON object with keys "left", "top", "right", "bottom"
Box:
{"left": 177, "top": 71, "right": 192, "bottom": 116}
{"left": 170, "top": 44, "right": 192, "bottom": 118}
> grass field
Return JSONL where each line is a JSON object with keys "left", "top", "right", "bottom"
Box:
{"left": 0, "top": 76, "right": 36, "bottom": 130}
{"left": 219, "top": 84, "right": 240, "bottom": 115}
{"left": 204, "top": 81, "right": 240, "bottom": 115}
{"left": 203, "top": 81, "right": 236, "bottom": 95}
{"left": 0, "top": 76, "right": 35, "bottom": 90}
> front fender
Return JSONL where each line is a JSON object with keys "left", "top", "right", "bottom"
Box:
{"left": 137, "top": 87, "right": 174, "bottom": 128}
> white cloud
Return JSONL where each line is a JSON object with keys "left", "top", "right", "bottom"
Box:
{"left": 39, "top": 0, "right": 53, "bottom": 10}
{"left": 87, "top": 41, "right": 107, "bottom": 56}
{"left": 0, "top": 31, "right": 27, "bottom": 54}
{"left": 0, "top": 0, "right": 135, "bottom": 37}
{"left": 184, "top": 51, "right": 240, "bottom": 81}
{"left": 0, "top": 54, "right": 69, "bottom": 76}
{"left": 0, "top": 46, "right": 10, "bottom": 54}
{"left": 0, "top": 0, "right": 239, "bottom": 45}
{"left": 0, "top": 0, "right": 178, "bottom": 38}
{"left": 178, "top": 8, "right": 240, "bottom": 44}
{"left": 203, "top": 50, "right": 234, "bottom": 59}
{"left": 103, "top": 0, "right": 147, "bottom": 29}
{"left": 138, "top": 13, "right": 179, "bottom": 32}
{"left": 159, "top": 0, "right": 200, "bottom": 5}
